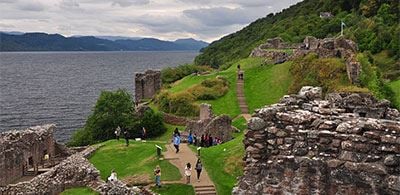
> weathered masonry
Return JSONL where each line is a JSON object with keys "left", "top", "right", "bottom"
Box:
{"left": 234, "top": 86, "right": 400, "bottom": 195}
{"left": 134, "top": 69, "right": 161, "bottom": 102}
{"left": 0, "top": 124, "right": 68, "bottom": 186}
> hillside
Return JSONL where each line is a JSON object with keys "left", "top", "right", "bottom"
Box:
{"left": 0, "top": 33, "right": 208, "bottom": 51}
{"left": 195, "top": 0, "right": 399, "bottom": 73}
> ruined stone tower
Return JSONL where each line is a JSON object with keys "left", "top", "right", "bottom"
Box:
{"left": 134, "top": 70, "right": 161, "bottom": 102}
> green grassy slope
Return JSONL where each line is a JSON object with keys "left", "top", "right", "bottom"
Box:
{"left": 389, "top": 80, "right": 400, "bottom": 109}
{"left": 195, "top": 0, "right": 399, "bottom": 69}
{"left": 61, "top": 187, "right": 98, "bottom": 195}
{"left": 244, "top": 61, "right": 293, "bottom": 112}
{"left": 151, "top": 184, "right": 195, "bottom": 195}
{"left": 89, "top": 140, "right": 181, "bottom": 183}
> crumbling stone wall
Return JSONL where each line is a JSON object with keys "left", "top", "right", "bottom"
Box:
{"left": 0, "top": 124, "right": 61, "bottom": 186}
{"left": 250, "top": 36, "right": 361, "bottom": 84}
{"left": 0, "top": 146, "right": 100, "bottom": 195}
{"left": 135, "top": 70, "right": 161, "bottom": 102}
{"left": 234, "top": 86, "right": 400, "bottom": 195}
{"left": 186, "top": 104, "right": 234, "bottom": 142}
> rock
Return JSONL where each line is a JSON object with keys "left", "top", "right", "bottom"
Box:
{"left": 248, "top": 117, "right": 266, "bottom": 131}
{"left": 298, "top": 86, "right": 322, "bottom": 100}
{"left": 384, "top": 155, "right": 398, "bottom": 166}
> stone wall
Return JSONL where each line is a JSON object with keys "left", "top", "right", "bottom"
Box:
{"left": 186, "top": 115, "right": 234, "bottom": 142}
{"left": 0, "top": 124, "right": 62, "bottom": 186}
{"left": 250, "top": 36, "right": 361, "bottom": 84}
{"left": 135, "top": 70, "right": 161, "bottom": 102}
{"left": 0, "top": 146, "right": 100, "bottom": 195}
{"left": 233, "top": 86, "right": 400, "bottom": 195}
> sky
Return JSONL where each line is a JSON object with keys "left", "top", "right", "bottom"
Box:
{"left": 0, "top": 0, "right": 302, "bottom": 42}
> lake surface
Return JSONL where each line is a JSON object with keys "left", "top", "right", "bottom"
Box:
{"left": 0, "top": 51, "right": 198, "bottom": 142}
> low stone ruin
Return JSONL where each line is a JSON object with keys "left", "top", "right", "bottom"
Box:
{"left": 233, "top": 86, "right": 400, "bottom": 195}
{"left": 250, "top": 36, "right": 361, "bottom": 84}
{"left": 186, "top": 104, "right": 235, "bottom": 142}
{"left": 1, "top": 146, "right": 100, "bottom": 194}
{"left": 135, "top": 69, "right": 162, "bottom": 102}
{"left": 0, "top": 124, "right": 70, "bottom": 186}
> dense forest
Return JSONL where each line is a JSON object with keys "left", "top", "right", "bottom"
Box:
{"left": 195, "top": 0, "right": 399, "bottom": 71}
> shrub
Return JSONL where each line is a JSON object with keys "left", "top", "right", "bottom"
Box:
{"left": 161, "top": 64, "right": 211, "bottom": 84}
{"left": 155, "top": 90, "right": 199, "bottom": 117}
{"left": 135, "top": 109, "right": 166, "bottom": 138}
{"left": 289, "top": 53, "right": 350, "bottom": 93}
{"left": 68, "top": 89, "right": 166, "bottom": 146}
{"left": 187, "top": 77, "right": 229, "bottom": 100}
{"left": 169, "top": 92, "right": 199, "bottom": 116}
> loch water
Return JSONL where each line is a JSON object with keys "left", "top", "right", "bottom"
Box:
{"left": 0, "top": 51, "right": 198, "bottom": 142}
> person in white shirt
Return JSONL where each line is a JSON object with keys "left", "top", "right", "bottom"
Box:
{"left": 108, "top": 169, "right": 117, "bottom": 182}
{"left": 185, "top": 163, "right": 192, "bottom": 184}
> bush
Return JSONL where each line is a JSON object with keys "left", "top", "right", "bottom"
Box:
{"left": 161, "top": 64, "right": 211, "bottom": 84}
{"left": 289, "top": 53, "right": 350, "bottom": 93}
{"left": 187, "top": 77, "right": 229, "bottom": 100}
{"left": 135, "top": 109, "right": 166, "bottom": 138}
{"left": 68, "top": 89, "right": 166, "bottom": 146}
{"left": 155, "top": 90, "right": 199, "bottom": 117}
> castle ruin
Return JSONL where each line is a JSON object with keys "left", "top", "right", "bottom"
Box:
{"left": 233, "top": 86, "right": 400, "bottom": 194}
{"left": 0, "top": 124, "right": 70, "bottom": 186}
{"left": 134, "top": 70, "right": 161, "bottom": 102}
{"left": 250, "top": 36, "right": 361, "bottom": 84}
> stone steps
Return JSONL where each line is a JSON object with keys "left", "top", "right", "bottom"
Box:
{"left": 236, "top": 77, "right": 249, "bottom": 114}
{"left": 195, "top": 185, "right": 217, "bottom": 195}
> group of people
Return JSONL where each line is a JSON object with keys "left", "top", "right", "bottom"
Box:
{"left": 114, "top": 126, "right": 130, "bottom": 146}
{"left": 114, "top": 126, "right": 148, "bottom": 146}
{"left": 187, "top": 132, "right": 222, "bottom": 147}
{"left": 184, "top": 159, "right": 203, "bottom": 184}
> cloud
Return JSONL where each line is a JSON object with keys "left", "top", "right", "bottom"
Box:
{"left": 0, "top": 0, "right": 301, "bottom": 42}
{"left": 16, "top": 0, "right": 46, "bottom": 12}
{"left": 183, "top": 7, "right": 260, "bottom": 27}
{"left": 60, "top": 0, "right": 80, "bottom": 9}
{"left": 111, "top": 0, "right": 150, "bottom": 7}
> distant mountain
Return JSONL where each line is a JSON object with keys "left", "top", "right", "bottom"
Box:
{"left": 0, "top": 33, "right": 208, "bottom": 51}
{"left": 174, "top": 38, "right": 209, "bottom": 51}
{"left": 95, "top": 35, "right": 143, "bottom": 41}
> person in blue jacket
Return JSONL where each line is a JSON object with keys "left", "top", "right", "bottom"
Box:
{"left": 173, "top": 133, "right": 181, "bottom": 153}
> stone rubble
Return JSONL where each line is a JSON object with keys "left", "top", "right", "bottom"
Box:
{"left": 233, "top": 86, "right": 400, "bottom": 195}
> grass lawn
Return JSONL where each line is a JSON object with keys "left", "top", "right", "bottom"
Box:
{"left": 61, "top": 187, "right": 98, "bottom": 195}
{"left": 89, "top": 140, "right": 181, "bottom": 185}
{"left": 232, "top": 116, "right": 247, "bottom": 138}
{"left": 150, "top": 184, "right": 195, "bottom": 195}
{"left": 198, "top": 134, "right": 245, "bottom": 195}
{"left": 389, "top": 79, "right": 400, "bottom": 109}
{"left": 168, "top": 65, "right": 241, "bottom": 118}
{"left": 243, "top": 61, "right": 293, "bottom": 112}
{"left": 150, "top": 123, "right": 185, "bottom": 143}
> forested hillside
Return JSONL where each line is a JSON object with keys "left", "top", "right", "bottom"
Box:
{"left": 195, "top": 0, "right": 399, "bottom": 70}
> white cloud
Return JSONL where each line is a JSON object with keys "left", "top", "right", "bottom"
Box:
{"left": 0, "top": 0, "right": 302, "bottom": 42}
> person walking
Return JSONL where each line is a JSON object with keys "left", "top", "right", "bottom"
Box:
{"left": 195, "top": 159, "right": 203, "bottom": 182}
{"left": 209, "top": 135, "right": 213, "bottom": 147}
{"left": 142, "top": 127, "right": 147, "bottom": 140}
{"left": 188, "top": 132, "right": 193, "bottom": 144}
{"left": 154, "top": 165, "right": 161, "bottom": 188}
{"left": 200, "top": 134, "right": 205, "bottom": 147}
{"left": 114, "top": 126, "right": 121, "bottom": 140}
{"left": 185, "top": 163, "right": 192, "bottom": 184}
{"left": 173, "top": 133, "right": 181, "bottom": 153}
{"left": 123, "top": 129, "right": 129, "bottom": 146}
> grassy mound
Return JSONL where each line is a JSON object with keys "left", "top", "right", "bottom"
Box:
{"left": 89, "top": 140, "right": 181, "bottom": 185}
{"left": 151, "top": 184, "right": 195, "bottom": 195}
{"left": 61, "top": 187, "right": 98, "bottom": 195}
